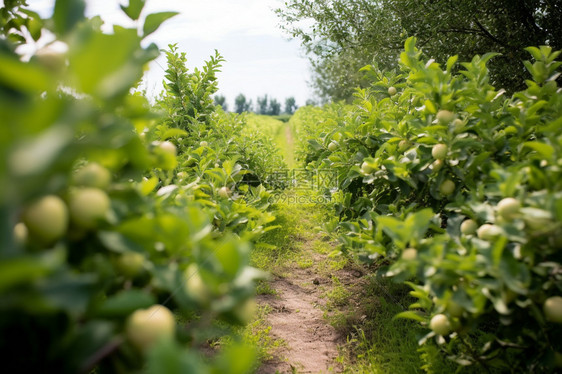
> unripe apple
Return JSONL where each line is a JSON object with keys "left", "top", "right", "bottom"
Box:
{"left": 22, "top": 195, "right": 68, "bottom": 244}
{"left": 159, "top": 141, "right": 177, "bottom": 156}
{"left": 233, "top": 298, "right": 258, "bottom": 324}
{"left": 388, "top": 86, "right": 397, "bottom": 96}
{"left": 452, "top": 118, "right": 464, "bottom": 131}
{"left": 398, "top": 140, "right": 410, "bottom": 152}
{"left": 460, "top": 219, "right": 478, "bottom": 235}
{"left": 497, "top": 197, "right": 521, "bottom": 221}
{"left": 361, "top": 161, "right": 374, "bottom": 174}
{"left": 69, "top": 188, "right": 110, "bottom": 229}
{"left": 544, "top": 296, "right": 562, "bottom": 323}
{"left": 436, "top": 110, "right": 455, "bottom": 124}
{"left": 430, "top": 314, "right": 451, "bottom": 335}
{"left": 200, "top": 141, "right": 208, "bottom": 147}
{"left": 402, "top": 248, "right": 417, "bottom": 260}
{"left": 477, "top": 224, "right": 502, "bottom": 241}
{"left": 432, "top": 144, "right": 448, "bottom": 160}
{"left": 73, "top": 163, "right": 111, "bottom": 189}
{"left": 432, "top": 159, "right": 444, "bottom": 172}
{"left": 115, "top": 252, "right": 145, "bottom": 278}
{"left": 126, "top": 305, "right": 175, "bottom": 350}
{"left": 13, "top": 222, "right": 29, "bottom": 245}
{"left": 328, "top": 141, "right": 338, "bottom": 151}
{"left": 218, "top": 186, "right": 231, "bottom": 198}
{"left": 185, "top": 264, "right": 210, "bottom": 304}
{"left": 439, "top": 179, "right": 455, "bottom": 195}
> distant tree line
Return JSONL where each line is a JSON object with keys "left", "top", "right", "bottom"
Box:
{"left": 213, "top": 94, "right": 307, "bottom": 114}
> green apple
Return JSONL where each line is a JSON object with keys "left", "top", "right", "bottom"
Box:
{"left": 159, "top": 141, "right": 177, "bottom": 156}
{"left": 497, "top": 197, "right": 521, "bottom": 221}
{"left": 460, "top": 219, "right": 478, "bottom": 235}
{"left": 233, "top": 298, "right": 257, "bottom": 324}
{"left": 69, "top": 188, "right": 110, "bottom": 229}
{"left": 73, "top": 163, "right": 111, "bottom": 189}
{"left": 218, "top": 186, "right": 231, "bottom": 198}
{"left": 544, "top": 296, "right": 562, "bottom": 323}
{"left": 430, "top": 314, "right": 451, "bottom": 335}
{"left": 432, "top": 144, "right": 448, "bottom": 160}
{"left": 13, "top": 222, "right": 29, "bottom": 245}
{"left": 432, "top": 159, "right": 444, "bottom": 172}
{"left": 185, "top": 264, "right": 210, "bottom": 304}
{"left": 477, "top": 224, "right": 502, "bottom": 241}
{"left": 361, "top": 161, "right": 374, "bottom": 174}
{"left": 22, "top": 195, "right": 68, "bottom": 244}
{"left": 439, "top": 179, "right": 455, "bottom": 195}
{"left": 126, "top": 305, "right": 175, "bottom": 350}
{"left": 115, "top": 252, "right": 145, "bottom": 278}
{"left": 402, "top": 248, "right": 417, "bottom": 260}
{"left": 436, "top": 110, "right": 455, "bottom": 124}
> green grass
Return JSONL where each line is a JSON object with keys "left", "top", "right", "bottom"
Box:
{"left": 326, "top": 275, "right": 462, "bottom": 374}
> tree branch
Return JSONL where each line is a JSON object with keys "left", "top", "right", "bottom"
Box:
{"left": 473, "top": 17, "right": 509, "bottom": 49}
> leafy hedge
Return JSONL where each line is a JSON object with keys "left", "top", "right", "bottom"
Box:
{"left": 295, "top": 37, "right": 562, "bottom": 372}
{"left": 0, "top": 1, "right": 282, "bottom": 373}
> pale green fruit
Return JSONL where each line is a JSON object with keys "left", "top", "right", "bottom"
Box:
{"left": 497, "top": 197, "right": 521, "bottom": 221}
{"left": 432, "top": 159, "right": 444, "bottom": 172}
{"left": 544, "top": 296, "right": 562, "bottom": 323}
{"left": 69, "top": 188, "right": 110, "bottom": 229}
{"left": 436, "top": 110, "right": 455, "bottom": 124}
{"left": 328, "top": 141, "right": 338, "bottom": 151}
{"left": 200, "top": 141, "right": 208, "bottom": 147}
{"left": 73, "top": 163, "right": 111, "bottom": 189}
{"left": 402, "top": 248, "right": 417, "bottom": 260}
{"left": 126, "top": 305, "right": 175, "bottom": 350}
{"left": 218, "top": 186, "right": 231, "bottom": 198}
{"left": 185, "top": 264, "right": 210, "bottom": 304}
{"left": 430, "top": 314, "right": 451, "bottom": 335}
{"left": 439, "top": 179, "right": 455, "bottom": 195}
{"left": 460, "top": 219, "right": 478, "bottom": 235}
{"left": 432, "top": 144, "right": 448, "bottom": 160}
{"left": 13, "top": 222, "right": 29, "bottom": 245}
{"left": 234, "top": 299, "right": 258, "bottom": 324}
{"left": 159, "top": 141, "right": 177, "bottom": 156}
{"left": 115, "top": 252, "right": 145, "bottom": 278}
{"left": 22, "top": 195, "right": 68, "bottom": 244}
{"left": 388, "top": 86, "right": 397, "bottom": 95}
{"left": 361, "top": 161, "right": 374, "bottom": 174}
{"left": 477, "top": 224, "right": 502, "bottom": 241}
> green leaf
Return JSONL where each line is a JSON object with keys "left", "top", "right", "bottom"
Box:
{"left": 53, "top": 0, "right": 86, "bottom": 35}
{"left": 96, "top": 290, "right": 156, "bottom": 317}
{"left": 143, "top": 12, "right": 178, "bottom": 38}
{"left": 161, "top": 128, "right": 188, "bottom": 140}
{"left": 120, "top": 0, "right": 145, "bottom": 21}
{"left": 0, "top": 53, "right": 52, "bottom": 93}
{"left": 523, "top": 141, "right": 554, "bottom": 159}
{"left": 393, "top": 311, "right": 425, "bottom": 322}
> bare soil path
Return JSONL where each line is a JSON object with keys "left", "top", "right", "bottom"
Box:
{"left": 256, "top": 248, "right": 342, "bottom": 374}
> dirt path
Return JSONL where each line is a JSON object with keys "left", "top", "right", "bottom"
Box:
{"left": 257, "top": 248, "right": 342, "bottom": 374}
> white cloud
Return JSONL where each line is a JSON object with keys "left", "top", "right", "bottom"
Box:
{"left": 25, "top": 0, "right": 314, "bottom": 105}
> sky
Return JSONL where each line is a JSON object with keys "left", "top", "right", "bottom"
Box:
{"left": 25, "top": 0, "right": 314, "bottom": 109}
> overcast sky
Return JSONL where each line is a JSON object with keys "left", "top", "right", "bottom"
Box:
{"left": 26, "top": 0, "right": 313, "bottom": 108}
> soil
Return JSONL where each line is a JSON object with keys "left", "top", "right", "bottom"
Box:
{"left": 256, "top": 247, "right": 365, "bottom": 374}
